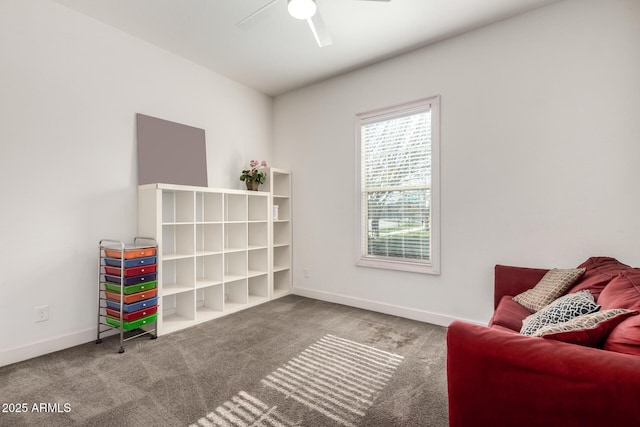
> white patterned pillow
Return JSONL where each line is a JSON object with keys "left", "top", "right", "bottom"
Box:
{"left": 520, "top": 290, "right": 600, "bottom": 336}
{"left": 513, "top": 268, "right": 585, "bottom": 312}
{"left": 531, "top": 309, "right": 638, "bottom": 347}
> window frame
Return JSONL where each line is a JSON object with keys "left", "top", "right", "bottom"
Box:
{"left": 355, "top": 95, "right": 441, "bottom": 275}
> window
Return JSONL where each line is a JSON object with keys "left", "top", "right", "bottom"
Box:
{"left": 356, "top": 96, "right": 440, "bottom": 274}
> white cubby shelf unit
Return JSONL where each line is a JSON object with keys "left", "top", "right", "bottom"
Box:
{"left": 268, "top": 168, "right": 292, "bottom": 299}
{"left": 137, "top": 183, "right": 274, "bottom": 336}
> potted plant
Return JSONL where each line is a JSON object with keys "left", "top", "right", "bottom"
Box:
{"left": 240, "top": 160, "right": 268, "bottom": 190}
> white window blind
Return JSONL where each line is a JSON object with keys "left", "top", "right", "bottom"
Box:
{"left": 356, "top": 96, "right": 440, "bottom": 274}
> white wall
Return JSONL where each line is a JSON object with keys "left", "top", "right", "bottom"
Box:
{"left": 273, "top": 0, "right": 640, "bottom": 325}
{"left": 0, "top": 0, "right": 272, "bottom": 366}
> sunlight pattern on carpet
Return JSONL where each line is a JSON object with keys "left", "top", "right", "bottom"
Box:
{"left": 189, "top": 390, "right": 296, "bottom": 427}
{"left": 261, "top": 334, "right": 404, "bottom": 427}
{"left": 189, "top": 335, "right": 403, "bottom": 427}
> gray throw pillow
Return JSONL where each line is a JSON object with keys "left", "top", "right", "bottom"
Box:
{"left": 520, "top": 290, "right": 600, "bottom": 336}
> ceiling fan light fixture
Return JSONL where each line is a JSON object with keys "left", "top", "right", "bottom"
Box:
{"left": 287, "top": 0, "right": 317, "bottom": 20}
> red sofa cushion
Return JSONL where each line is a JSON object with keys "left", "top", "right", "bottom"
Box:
{"left": 604, "top": 316, "right": 640, "bottom": 355}
{"left": 598, "top": 270, "right": 640, "bottom": 310}
{"left": 569, "top": 257, "right": 631, "bottom": 300}
{"left": 598, "top": 270, "right": 640, "bottom": 355}
{"left": 534, "top": 309, "right": 638, "bottom": 348}
{"left": 489, "top": 296, "right": 532, "bottom": 332}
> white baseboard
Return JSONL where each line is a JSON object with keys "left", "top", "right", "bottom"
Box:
{"left": 292, "top": 286, "right": 484, "bottom": 327}
{"left": 1, "top": 290, "right": 484, "bottom": 367}
{"left": 0, "top": 328, "right": 113, "bottom": 368}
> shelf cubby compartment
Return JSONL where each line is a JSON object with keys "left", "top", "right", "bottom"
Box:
{"left": 272, "top": 173, "right": 291, "bottom": 198}
{"left": 248, "top": 275, "right": 269, "bottom": 304}
{"left": 248, "top": 195, "right": 268, "bottom": 221}
{"left": 272, "top": 197, "right": 290, "bottom": 221}
{"left": 162, "top": 257, "right": 195, "bottom": 295}
{"left": 248, "top": 248, "right": 268, "bottom": 277}
{"left": 224, "top": 251, "right": 247, "bottom": 282}
{"left": 225, "top": 279, "right": 248, "bottom": 311}
{"left": 196, "top": 192, "right": 223, "bottom": 223}
{"left": 196, "top": 254, "right": 223, "bottom": 288}
{"left": 162, "top": 291, "right": 195, "bottom": 334}
{"left": 273, "top": 221, "right": 291, "bottom": 246}
{"left": 225, "top": 194, "right": 247, "bottom": 222}
{"left": 162, "top": 224, "right": 194, "bottom": 258}
{"left": 196, "top": 285, "right": 224, "bottom": 320}
{"left": 248, "top": 222, "right": 268, "bottom": 249}
{"left": 273, "top": 269, "right": 292, "bottom": 299}
{"left": 196, "top": 223, "right": 223, "bottom": 255}
{"left": 162, "top": 190, "right": 195, "bottom": 223}
{"left": 224, "top": 223, "right": 247, "bottom": 252}
{"left": 273, "top": 245, "right": 291, "bottom": 271}
{"left": 162, "top": 190, "right": 175, "bottom": 222}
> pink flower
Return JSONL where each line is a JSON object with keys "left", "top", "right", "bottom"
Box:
{"left": 240, "top": 159, "right": 269, "bottom": 183}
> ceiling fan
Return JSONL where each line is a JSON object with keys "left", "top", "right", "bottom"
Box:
{"left": 236, "top": 0, "right": 391, "bottom": 48}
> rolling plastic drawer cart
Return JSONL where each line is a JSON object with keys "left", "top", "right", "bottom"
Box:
{"left": 97, "top": 237, "right": 158, "bottom": 353}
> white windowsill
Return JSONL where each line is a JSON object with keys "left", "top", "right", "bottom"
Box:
{"left": 356, "top": 257, "right": 440, "bottom": 275}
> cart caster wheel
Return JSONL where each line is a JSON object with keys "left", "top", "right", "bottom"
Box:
{"left": 96, "top": 339, "right": 103, "bottom": 344}
{"left": 150, "top": 335, "right": 158, "bottom": 340}
{"left": 118, "top": 347, "right": 125, "bottom": 354}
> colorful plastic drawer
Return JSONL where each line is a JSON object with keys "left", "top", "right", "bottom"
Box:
{"left": 104, "top": 246, "right": 157, "bottom": 259}
{"left": 104, "top": 288, "right": 157, "bottom": 304}
{"left": 105, "top": 272, "right": 157, "bottom": 285}
{"left": 106, "top": 313, "right": 157, "bottom": 331}
{"left": 104, "top": 264, "right": 157, "bottom": 277}
{"left": 105, "top": 305, "right": 158, "bottom": 322}
{"left": 105, "top": 297, "right": 158, "bottom": 313}
{"left": 103, "top": 281, "right": 156, "bottom": 295}
{"left": 104, "top": 256, "right": 157, "bottom": 268}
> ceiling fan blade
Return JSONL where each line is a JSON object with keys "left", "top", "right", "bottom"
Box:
{"left": 307, "top": 9, "right": 332, "bottom": 47}
{"left": 236, "top": 0, "right": 283, "bottom": 30}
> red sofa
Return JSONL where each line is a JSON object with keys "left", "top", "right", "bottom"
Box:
{"left": 446, "top": 257, "right": 640, "bottom": 427}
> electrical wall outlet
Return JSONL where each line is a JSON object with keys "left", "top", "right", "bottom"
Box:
{"left": 303, "top": 268, "right": 310, "bottom": 278}
{"left": 35, "top": 305, "right": 49, "bottom": 323}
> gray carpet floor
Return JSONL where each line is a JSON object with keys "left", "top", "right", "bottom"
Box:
{"left": 0, "top": 295, "right": 448, "bottom": 427}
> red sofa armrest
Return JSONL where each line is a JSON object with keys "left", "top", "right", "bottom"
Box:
{"left": 447, "top": 320, "right": 640, "bottom": 427}
{"left": 494, "top": 264, "right": 549, "bottom": 309}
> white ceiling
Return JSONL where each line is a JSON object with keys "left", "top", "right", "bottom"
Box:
{"left": 53, "top": 0, "right": 561, "bottom": 96}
